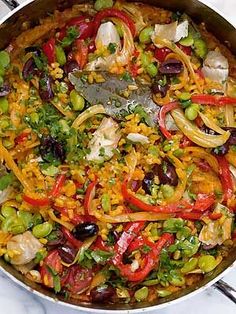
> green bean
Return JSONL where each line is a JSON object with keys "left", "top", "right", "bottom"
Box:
{"left": 70, "top": 90, "right": 85, "bottom": 111}
{"left": 18, "top": 211, "right": 33, "bottom": 229}
{"left": 94, "top": 0, "right": 113, "bottom": 11}
{"left": 32, "top": 222, "right": 53, "bottom": 238}
{"left": 185, "top": 104, "right": 199, "bottom": 121}
{"left": 161, "top": 185, "right": 174, "bottom": 199}
{"left": 139, "top": 26, "right": 154, "bottom": 44}
{"left": 0, "top": 97, "right": 9, "bottom": 114}
{"left": 56, "top": 45, "right": 66, "bottom": 66}
{"left": 134, "top": 286, "right": 149, "bottom": 302}
{"left": 157, "top": 289, "right": 172, "bottom": 297}
{"left": 0, "top": 51, "right": 10, "bottom": 68}
{"left": 101, "top": 193, "right": 111, "bottom": 212}
{"left": 181, "top": 257, "right": 198, "bottom": 274}
{"left": 198, "top": 255, "right": 217, "bottom": 273}
{"left": 146, "top": 63, "right": 158, "bottom": 77}
{"left": 143, "top": 279, "right": 159, "bottom": 286}
{"left": 1, "top": 206, "right": 16, "bottom": 218}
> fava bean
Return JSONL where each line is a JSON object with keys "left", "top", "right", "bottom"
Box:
{"left": 32, "top": 213, "right": 43, "bottom": 226}
{"left": 161, "top": 184, "right": 174, "bottom": 199}
{"left": 181, "top": 257, "right": 198, "bottom": 274}
{"left": 173, "top": 148, "right": 184, "bottom": 157}
{"left": 32, "top": 222, "right": 53, "bottom": 238}
{"left": 56, "top": 45, "right": 66, "bottom": 66}
{"left": 18, "top": 211, "right": 33, "bottom": 229}
{"left": 157, "top": 289, "right": 172, "bottom": 297}
{"left": 169, "top": 272, "right": 185, "bottom": 287}
{"left": 70, "top": 90, "right": 85, "bottom": 111}
{"left": 143, "top": 279, "right": 159, "bottom": 286}
{"left": 11, "top": 224, "right": 26, "bottom": 234}
{"left": 146, "top": 63, "right": 158, "bottom": 77}
{"left": 134, "top": 286, "right": 149, "bottom": 302}
{"left": 141, "top": 53, "right": 151, "bottom": 68}
{"left": 185, "top": 104, "right": 199, "bottom": 121}
{"left": 178, "top": 92, "right": 191, "bottom": 101}
{"left": 198, "top": 255, "right": 217, "bottom": 273}
{"left": 0, "top": 51, "right": 10, "bottom": 68}
{"left": 139, "top": 26, "right": 154, "bottom": 44}
{"left": 0, "top": 97, "right": 9, "bottom": 114}
{"left": 1, "top": 206, "right": 16, "bottom": 218}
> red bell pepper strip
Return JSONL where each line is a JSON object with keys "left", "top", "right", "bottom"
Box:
{"left": 23, "top": 195, "right": 50, "bottom": 207}
{"left": 93, "top": 8, "right": 136, "bottom": 37}
{"left": 191, "top": 94, "right": 236, "bottom": 106}
{"left": 61, "top": 226, "right": 82, "bottom": 248}
{"left": 193, "top": 194, "right": 215, "bottom": 212}
{"left": 127, "top": 235, "right": 155, "bottom": 254}
{"left": 121, "top": 177, "right": 192, "bottom": 213}
{"left": 73, "top": 39, "right": 88, "bottom": 69}
{"left": 42, "top": 38, "right": 56, "bottom": 64}
{"left": 84, "top": 178, "right": 97, "bottom": 215}
{"left": 117, "top": 233, "right": 174, "bottom": 282}
{"left": 176, "top": 212, "right": 203, "bottom": 220}
{"left": 113, "top": 222, "right": 145, "bottom": 266}
{"left": 216, "top": 156, "right": 234, "bottom": 202}
{"left": 49, "top": 174, "right": 66, "bottom": 198}
{"left": 14, "top": 131, "right": 30, "bottom": 145}
{"left": 158, "top": 102, "right": 179, "bottom": 139}
{"left": 208, "top": 212, "right": 222, "bottom": 220}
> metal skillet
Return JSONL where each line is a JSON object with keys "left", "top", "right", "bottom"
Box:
{"left": 0, "top": 0, "right": 236, "bottom": 312}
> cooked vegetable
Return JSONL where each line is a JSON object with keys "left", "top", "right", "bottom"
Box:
{"left": 202, "top": 50, "right": 229, "bottom": 83}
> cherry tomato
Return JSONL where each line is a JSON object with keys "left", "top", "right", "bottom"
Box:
{"left": 154, "top": 47, "right": 171, "bottom": 62}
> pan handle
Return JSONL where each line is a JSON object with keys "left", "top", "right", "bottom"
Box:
{"left": 0, "top": 0, "right": 19, "bottom": 10}
{"left": 214, "top": 280, "right": 236, "bottom": 304}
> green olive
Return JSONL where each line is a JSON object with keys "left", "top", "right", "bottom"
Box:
{"left": 134, "top": 286, "right": 149, "bottom": 302}
{"left": 198, "top": 255, "right": 217, "bottom": 273}
{"left": 32, "top": 222, "right": 53, "bottom": 238}
{"left": 181, "top": 257, "right": 198, "bottom": 274}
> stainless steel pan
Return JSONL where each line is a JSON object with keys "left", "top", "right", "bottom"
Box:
{"left": 0, "top": 0, "right": 235, "bottom": 312}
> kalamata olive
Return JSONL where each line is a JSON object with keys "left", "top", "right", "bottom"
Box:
{"left": 39, "top": 72, "right": 54, "bottom": 101}
{"left": 47, "top": 229, "right": 66, "bottom": 247}
{"left": 153, "top": 159, "right": 178, "bottom": 186}
{"left": 22, "top": 57, "right": 38, "bottom": 81}
{"left": 0, "top": 83, "right": 10, "bottom": 96}
{"left": 159, "top": 58, "right": 183, "bottom": 75}
{"left": 73, "top": 222, "right": 99, "bottom": 241}
{"left": 131, "top": 180, "right": 142, "bottom": 192}
{"left": 58, "top": 245, "right": 76, "bottom": 264}
{"left": 222, "top": 127, "right": 236, "bottom": 145}
{"left": 39, "top": 136, "right": 66, "bottom": 163}
{"left": 151, "top": 81, "right": 169, "bottom": 97}
{"left": 25, "top": 46, "right": 41, "bottom": 56}
{"left": 212, "top": 143, "right": 229, "bottom": 156}
{"left": 63, "top": 60, "right": 80, "bottom": 76}
{"left": 142, "top": 172, "right": 154, "bottom": 195}
{"left": 90, "top": 285, "right": 115, "bottom": 303}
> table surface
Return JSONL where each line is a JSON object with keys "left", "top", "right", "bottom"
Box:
{"left": 0, "top": 0, "right": 236, "bottom": 313}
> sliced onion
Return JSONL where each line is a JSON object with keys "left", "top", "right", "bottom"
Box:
{"left": 199, "top": 112, "right": 226, "bottom": 135}
{"left": 127, "top": 133, "right": 149, "bottom": 144}
{"left": 72, "top": 105, "right": 106, "bottom": 129}
{"left": 171, "top": 108, "right": 230, "bottom": 148}
{"left": 202, "top": 50, "right": 229, "bottom": 83}
{"left": 95, "top": 21, "right": 121, "bottom": 48}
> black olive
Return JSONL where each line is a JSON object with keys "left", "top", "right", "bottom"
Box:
{"left": 151, "top": 82, "right": 169, "bottom": 97}
{"left": 212, "top": 143, "right": 229, "bottom": 156}
{"left": 142, "top": 172, "right": 154, "bottom": 195}
{"left": 25, "top": 46, "right": 41, "bottom": 56}
{"left": 159, "top": 58, "right": 183, "bottom": 75}
{"left": 0, "top": 83, "right": 10, "bottom": 97}
{"left": 73, "top": 222, "right": 99, "bottom": 241}
{"left": 153, "top": 159, "right": 178, "bottom": 186}
{"left": 22, "top": 57, "right": 38, "bottom": 81}
{"left": 39, "top": 72, "right": 54, "bottom": 101}
{"left": 90, "top": 285, "right": 115, "bottom": 303}
{"left": 39, "top": 136, "right": 66, "bottom": 163}
{"left": 47, "top": 230, "right": 66, "bottom": 247}
{"left": 58, "top": 245, "right": 76, "bottom": 264}
{"left": 63, "top": 61, "right": 80, "bottom": 76}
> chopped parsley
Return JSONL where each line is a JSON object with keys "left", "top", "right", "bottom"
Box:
{"left": 107, "top": 42, "right": 117, "bottom": 54}
{"left": 61, "top": 26, "right": 79, "bottom": 48}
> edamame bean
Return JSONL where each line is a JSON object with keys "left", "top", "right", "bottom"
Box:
{"left": 181, "top": 257, "right": 198, "bottom": 274}
{"left": 0, "top": 51, "right": 10, "bottom": 68}
{"left": 134, "top": 286, "right": 149, "bottom": 302}
{"left": 185, "top": 104, "right": 199, "bottom": 121}
{"left": 1, "top": 206, "right": 16, "bottom": 218}
{"left": 70, "top": 90, "right": 85, "bottom": 111}
{"left": 0, "top": 97, "right": 9, "bottom": 114}
{"left": 94, "top": 0, "right": 113, "bottom": 11}
{"left": 198, "top": 255, "right": 217, "bottom": 273}
{"left": 146, "top": 63, "right": 158, "bottom": 77}
{"left": 56, "top": 45, "right": 66, "bottom": 66}
{"left": 32, "top": 222, "right": 53, "bottom": 238}
{"left": 157, "top": 290, "right": 172, "bottom": 297}
{"left": 139, "top": 26, "right": 154, "bottom": 44}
